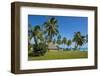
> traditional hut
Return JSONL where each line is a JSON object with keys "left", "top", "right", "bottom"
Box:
{"left": 48, "top": 42, "right": 58, "bottom": 50}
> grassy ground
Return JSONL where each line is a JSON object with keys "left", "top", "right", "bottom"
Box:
{"left": 28, "top": 50, "right": 88, "bottom": 61}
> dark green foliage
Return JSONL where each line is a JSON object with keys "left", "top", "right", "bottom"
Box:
{"left": 66, "top": 40, "right": 72, "bottom": 50}
{"left": 44, "top": 17, "right": 59, "bottom": 42}
{"left": 73, "top": 32, "right": 86, "bottom": 50}
{"left": 32, "top": 43, "right": 48, "bottom": 56}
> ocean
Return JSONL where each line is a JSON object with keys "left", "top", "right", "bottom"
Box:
{"left": 80, "top": 48, "right": 88, "bottom": 51}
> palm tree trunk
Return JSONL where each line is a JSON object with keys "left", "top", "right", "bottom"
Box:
{"left": 76, "top": 44, "right": 78, "bottom": 50}
{"left": 74, "top": 43, "right": 78, "bottom": 50}
{"left": 64, "top": 44, "right": 66, "bottom": 50}
{"left": 79, "top": 46, "right": 81, "bottom": 51}
{"left": 34, "top": 36, "right": 38, "bottom": 45}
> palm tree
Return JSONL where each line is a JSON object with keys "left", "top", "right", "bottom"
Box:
{"left": 62, "top": 37, "right": 67, "bottom": 50}
{"left": 67, "top": 40, "right": 72, "bottom": 50}
{"left": 44, "top": 17, "right": 59, "bottom": 43}
{"left": 73, "top": 32, "right": 85, "bottom": 50}
{"left": 28, "top": 24, "right": 34, "bottom": 51}
{"left": 53, "top": 39, "right": 56, "bottom": 44}
{"left": 31, "top": 25, "right": 49, "bottom": 56}
{"left": 56, "top": 35, "right": 62, "bottom": 50}
{"left": 32, "top": 25, "right": 43, "bottom": 45}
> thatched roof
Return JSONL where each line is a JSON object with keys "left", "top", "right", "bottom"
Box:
{"left": 48, "top": 42, "right": 58, "bottom": 50}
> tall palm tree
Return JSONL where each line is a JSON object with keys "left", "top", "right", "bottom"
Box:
{"left": 73, "top": 32, "right": 85, "bottom": 50}
{"left": 32, "top": 25, "right": 43, "bottom": 45}
{"left": 30, "top": 25, "right": 48, "bottom": 56}
{"left": 44, "top": 17, "right": 59, "bottom": 43}
{"left": 56, "top": 35, "right": 62, "bottom": 49}
{"left": 62, "top": 37, "right": 67, "bottom": 50}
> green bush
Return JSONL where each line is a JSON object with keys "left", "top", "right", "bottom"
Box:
{"left": 32, "top": 43, "right": 48, "bottom": 56}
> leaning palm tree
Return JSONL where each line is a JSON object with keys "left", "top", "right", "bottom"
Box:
{"left": 62, "top": 37, "right": 67, "bottom": 50}
{"left": 28, "top": 25, "right": 42, "bottom": 56}
{"left": 32, "top": 25, "right": 48, "bottom": 56}
{"left": 28, "top": 24, "right": 44, "bottom": 46}
{"left": 73, "top": 32, "right": 85, "bottom": 50}
{"left": 32, "top": 25, "right": 43, "bottom": 45}
{"left": 44, "top": 17, "right": 59, "bottom": 43}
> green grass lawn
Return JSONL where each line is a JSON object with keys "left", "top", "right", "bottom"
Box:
{"left": 28, "top": 50, "right": 88, "bottom": 61}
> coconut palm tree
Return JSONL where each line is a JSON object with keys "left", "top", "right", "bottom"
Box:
{"left": 73, "top": 32, "right": 85, "bottom": 50}
{"left": 44, "top": 17, "right": 59, "bottom": 43}
{"left": 62, "top": 37, "right": 67, "bottom": 50}
{"left": 28, "top": 24, "right": 44, "bottom": 48}
{"left": 57, "top": 35, "right": 61, "bottom": 44}
{"left": 32, "top": 25, "right": 43, "bottom": 45}
{"left": 56, "top": 35, "right": 62, "bottom": 50}
{"left": 28, "top": 24, "right": 34, "bottom": 51}
{"left": 32, "top": 25, "right": 48, "bottom": 56}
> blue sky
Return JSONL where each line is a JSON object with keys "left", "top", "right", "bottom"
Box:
{"left": 28, "top": 15, "right": 88, "bottom": 48}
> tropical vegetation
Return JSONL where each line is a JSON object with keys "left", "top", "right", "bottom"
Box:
{"left": 28, "top": 17, "right": 88, "bottom": 59}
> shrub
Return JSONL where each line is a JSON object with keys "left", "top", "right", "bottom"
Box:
{"left": 32, "top": 43, "right": 48, "bottom": 56}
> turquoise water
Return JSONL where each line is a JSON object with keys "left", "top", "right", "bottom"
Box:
{"left": 80, "top": 48, "right": 88, "bottom": 51}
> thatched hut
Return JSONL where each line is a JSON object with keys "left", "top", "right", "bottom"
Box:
{"left": 48, "top": 42, "right": 58, "bottom": 50}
